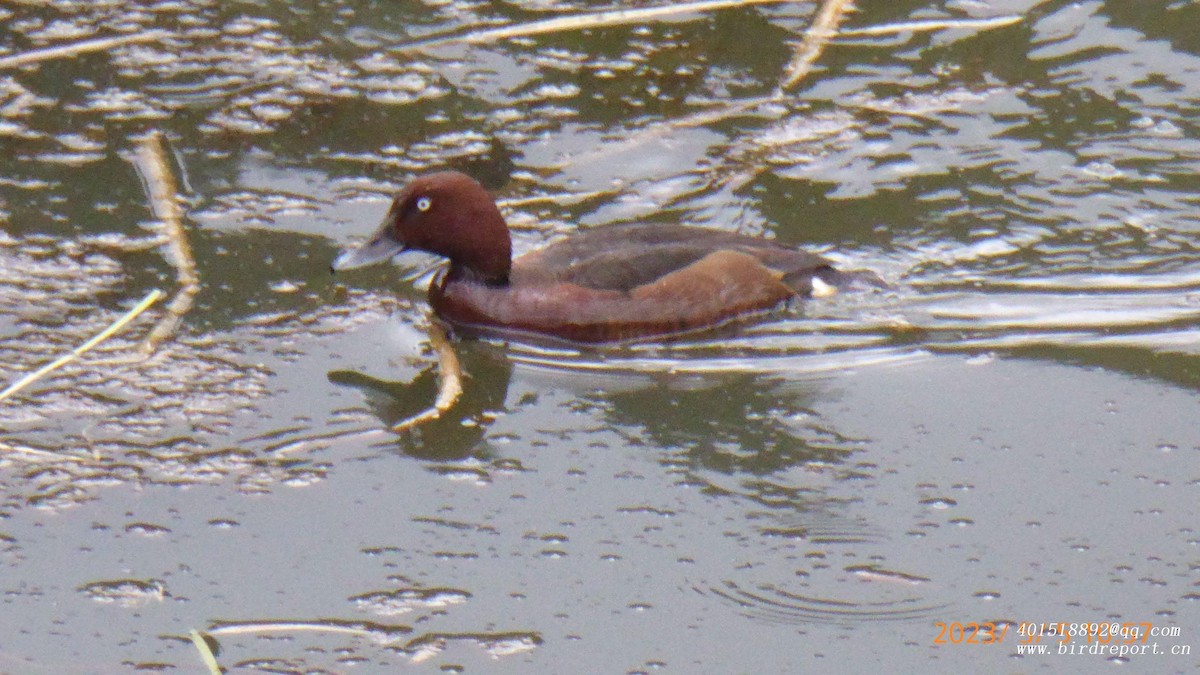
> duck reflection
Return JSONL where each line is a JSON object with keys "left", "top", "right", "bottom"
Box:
{"left": 595, "top": 373, "right": 858, "bottom": 477}
{"left": 332, "top": 335, "right": 860, "bottom": 483}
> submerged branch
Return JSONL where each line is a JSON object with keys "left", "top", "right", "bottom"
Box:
{"left": 391, "top": 321, "right": 464, "bottom": 432}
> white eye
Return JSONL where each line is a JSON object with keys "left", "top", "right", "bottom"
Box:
{"left": 416, "top": 196, "right": 432, "bottom": 212}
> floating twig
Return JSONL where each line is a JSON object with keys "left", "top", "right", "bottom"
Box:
{"left": 131, "top": 131, "right": 200, "bottom": 355}
{"left": 395, "top": 0, "right": 796, "bottom": 52}
{"left": 392, "top": 321, "right": 464, "bottom": 432}
{"left": 0, "top": 30, "right": 170, "bottom": 70}
{"left": 208, "top": 621, "right": 383, "bottom": 638}
{"left": 777, "top": 0, "right": 855, "bottom": 94}
{"left": 262, "top": 425, "right": 387, "bottom": 455}
{"left": 0, "top": 440, "right": 96, "bottom": 464}
{"left": 0, "top": 289, "right": 163, "bottom": 403}
{"left": 838, "top": 15, "right": 1021, "bottom": 38}
{"left": 574, "top": 5, "right": 1018, "bottom": 147}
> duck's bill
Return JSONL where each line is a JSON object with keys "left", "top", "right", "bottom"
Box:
{"left": 331, "top": 232, "right": 407, "bottom": 272}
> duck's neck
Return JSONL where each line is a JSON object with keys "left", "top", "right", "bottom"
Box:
{"left": 442, "top": 193, "right": 512, "bottom": 285}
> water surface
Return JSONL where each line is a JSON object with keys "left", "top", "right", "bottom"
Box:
{"left": 0, "top": 1, "right": 1198, "bottom": 672}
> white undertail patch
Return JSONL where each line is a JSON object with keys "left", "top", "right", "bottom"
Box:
{"left": 810, "top": 276, "right": 838, "bottom": 298}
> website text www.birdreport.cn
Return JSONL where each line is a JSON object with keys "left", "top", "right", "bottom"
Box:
{"left": 932, "top": 621, "right": 1191, "bottom": 659}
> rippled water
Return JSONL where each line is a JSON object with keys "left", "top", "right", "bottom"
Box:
{"left": 1, "top": 0, "right": 1198, "bottom": 673}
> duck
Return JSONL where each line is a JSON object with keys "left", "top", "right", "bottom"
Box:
{"left": 332, "top": 171, "right": 875, "bottom": 344}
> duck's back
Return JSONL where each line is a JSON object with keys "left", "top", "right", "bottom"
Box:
{"left": 513, "top": 223, "right": 833, "bottom": 294}
{"left": 430, "top": 223, "right": 840, "bottom": 344}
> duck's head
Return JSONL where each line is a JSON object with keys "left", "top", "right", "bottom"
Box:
{"left": 331, "top": 171, "right": 512, "bottom": 284}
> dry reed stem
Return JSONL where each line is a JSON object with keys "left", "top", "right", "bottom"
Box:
{"left": 0, "top": 30, "right": 170, "bottom": 70}
{"left": 188, "top": 630, "right": 222, "bottom": 675}
{"left": 585, "top": 6, "right": 1017, "bottom": 176}
{"left": 132, "top": 131, "right": 200, "bottom": 355}
{"left": 0, "top": 440, "right": 97, "bottom": 463}
{"left": 396, "top": 0, "right": 795, "bottom": 52}
{"left": 0, "top": 289, "right": 163, "bottom": 403}
{"left": 838, "top": 15, "right": 1021, "bottom": 37}
{"left": 563, "top": 0, "right": 847, "bottom": 162}
{"left": 207, "top": 621, "right": 380, "bottom": 637}
{"left": 262, "top": 424, "right": 394, "bottom": 455}
{"left": 777, "top": 0, "right": 855, "bottom": 94}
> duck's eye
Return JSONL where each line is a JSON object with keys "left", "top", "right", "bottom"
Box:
{"left": 416, "top": 196, "right": 432, "bottom": 212}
